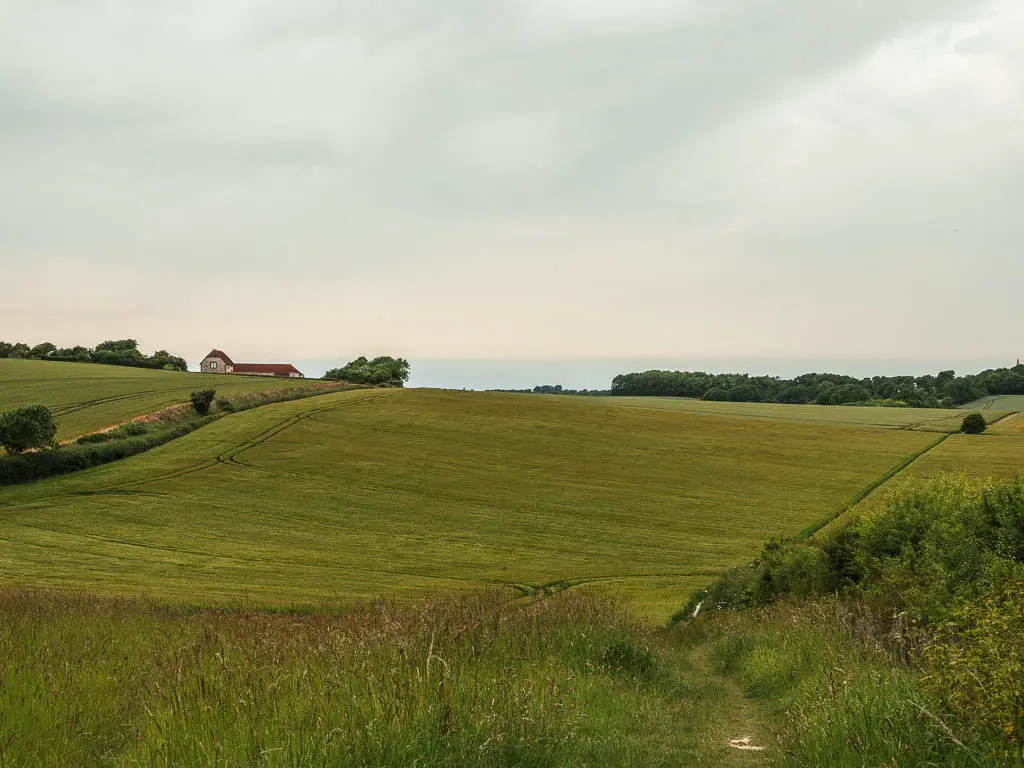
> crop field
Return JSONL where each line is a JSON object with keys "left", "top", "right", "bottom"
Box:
{"left": 961, "top": 393, "right": 1024, "bottom": 412}
{"left": 0, "top": 358, "right": 317, "bottom": 440}
{"left": 0, "top": 388, "right": 938, "bottom": 618}
{"left": 828, "top": 415, "right": 1024, "bottom": 528}
{"left": 894, "top": 431, "right": 1024, "bottom": 481}
{"left": 576, "top": 395, "right": 1007, "bottom": 431}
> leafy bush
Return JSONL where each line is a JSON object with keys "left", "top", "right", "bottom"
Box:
{"left": 961, "top": 412, "right": 986, "bottom": 434}
{"left": 0, "top": 404, "right": 58, "bottom": 454}
{"left": 190, "top": 389, "right": 216, "bottom": 415}
{"left": 923, "top": 573, "right": 1024, "bottom": 747}
{"left": 112, "top": 421, "right": 148, "bottom": 438}
{"left": 215, "top": 398, "right": 235, "bottom": 413}
{"left": 76, "top": 432, "right": 114, "bottom": 445}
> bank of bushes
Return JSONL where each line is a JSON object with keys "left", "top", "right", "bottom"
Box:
{"left": 679, "top": 475, "right": 1024, "bottom": 759}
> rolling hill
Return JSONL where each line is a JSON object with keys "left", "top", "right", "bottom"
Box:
{"left": 1, "top": 386, "right": 948, "bottom": 617}
{"left": 3, "top": 364, "right": 1023, "bottom": 765}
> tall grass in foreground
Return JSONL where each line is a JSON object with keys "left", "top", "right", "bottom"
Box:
{"left": 684, "top": 600, "right": 1018, "bottom": 767}
{"left": 0, "top": 589, "right": 733, "bottom": 768}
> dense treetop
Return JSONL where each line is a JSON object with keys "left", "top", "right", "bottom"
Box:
{"left": 494, "top": 363, "right": 1024, "bottom": 408}
{"left": 324, "top": 356, "right": 410, "bottom": 387}
{"left": 609, "top": 366, "right": 1024, "bottom": 407}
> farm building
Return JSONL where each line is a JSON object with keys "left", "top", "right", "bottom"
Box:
{"left": 200, "top": 349, "right": 303, "bottom": 378}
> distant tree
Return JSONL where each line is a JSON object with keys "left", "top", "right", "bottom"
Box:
{"left": 943, "top": 378, "right": 982, "bottom": 406}
{"left": 532, "top": 384, "right": 564, "bottom": 395}
{"left": 814, "top": 382, "right": 837, "bottom": 405}
{"left": 0, "top": 405, "right": 58, "bottom": 454}
{"left": 29, "top": 342, "right": 57, "bottom": 358}
{"left": 961, "top": 413, "right": 986, "bottom": 434}
{"left": 828, "top": 384, "right": 871, "bottom": 405}
{"left": 777, "top": 385, "right": 810, "bottom": 404}
{"left": 95, "top": 339, "right": 139, "bottom": 353}
{"left": 0, "top": 342, "right": 12, "bottom": 358}
{"left": 701, "top": 386, "right": 731, "bottom": 402}
{"left": 729, "top": 383, "right": 763, "bottom": 402}
{"left": 324, "top": 356, "right": 411, "bottom": 386}
{"left": 190, "top": 389, "right": 216, "bottom": 415}
{"left": 150, "top": 350, "right": 188, "bottom": 372}
{"left": 8, "top": 343, "right": 30, "bottom": 359}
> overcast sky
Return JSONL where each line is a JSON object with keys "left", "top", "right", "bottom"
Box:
{"left": 2, "top": 0, "right": 1022, "bottom": 366}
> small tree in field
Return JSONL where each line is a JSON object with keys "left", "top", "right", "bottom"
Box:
{"left": 961, "top": 412, "right": 986, "bottom": 434}
{"left": 190, "top": 389, "right": 216, "bottom": 416}
{"left": 0, "top": 404, "right": 58, "bottom": 454}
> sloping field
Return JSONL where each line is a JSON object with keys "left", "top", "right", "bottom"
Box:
{"left": 576, "top": 396, "right": 1005, "bottom": 431}
{"left": 0, "top": 389, "right": 937, "bottom": 618}
{"left": 960, "top": 393, "right": 1024, "bottom": 412}
{"left": 0, "top": 358, "right": 316, "bottom": 439}
{"left": 825, "top": 416, "right": 1024, "bottom": 530}
{"left": 895, "top": 431, "right": 1024, "bottom": 481}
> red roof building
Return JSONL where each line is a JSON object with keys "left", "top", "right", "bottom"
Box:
{"left": 199, "top": 350, "right": 303, "bottom": 378}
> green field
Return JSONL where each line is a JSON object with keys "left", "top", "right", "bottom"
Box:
{"left": 961, "top": 393, "right": 1024, "bottom": 412}
{"left": 577, "top": 395, "right": 1007, "bottom": 431}
{"left": 0, "top": 358, "right": 318, "bottom": 440}
{"left": 2, "top": 367, "right": 1022, "bottom": 766}
{"left": 0, "top": 388, "right": 939, "bottom": 618}
{"left": 895, "top": 431, "right": 1024, "bottom": 481}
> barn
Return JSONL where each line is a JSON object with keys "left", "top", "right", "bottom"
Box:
{"left": 200, "top": 349, "right": 303, "bottom": 378}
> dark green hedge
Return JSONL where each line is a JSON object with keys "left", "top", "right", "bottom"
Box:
{"left": 0, "top": 418, "right": 213, "bottom": 486}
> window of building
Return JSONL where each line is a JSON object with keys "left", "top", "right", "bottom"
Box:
{"left": 211, "top": 361, "right": 217, "bottom": 369}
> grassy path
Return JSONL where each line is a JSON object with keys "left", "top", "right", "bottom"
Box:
{"left": 685, "top": 643, "right": 770, "bottom": 766}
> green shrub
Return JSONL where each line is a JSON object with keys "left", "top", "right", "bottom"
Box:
{"left": 111, "top": 421, "right": 148, "bottom": 438}
{"left": 961, "top": 412, "right": 986, "bottom": 434}
{"left": 923, "top": 573, "right": 1024, "bottom": 749}
{"left": 215, "top": 398, "right": 235, "bottom": 413}
{"left": 76, "top": 432, "right": 114, "bottom": 445}
{"left": 189, "top": 389, "right": 216, "bottom": 415}
{"left": 0, "top": 404, "right": 58, "bottom": 454}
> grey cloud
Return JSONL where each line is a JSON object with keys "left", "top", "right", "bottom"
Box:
{"left": 0, "top": 0, "right": 1022, "bottom": 362}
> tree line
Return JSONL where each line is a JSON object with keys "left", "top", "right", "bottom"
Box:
{"left": 609, "top": 365, "right": 1024, "bottom": 407}
{"left": 0, "top": 339, "right": 187, "bottom": 372}
{"left": 490, "top": 385, "right": 611, "bottom": 396}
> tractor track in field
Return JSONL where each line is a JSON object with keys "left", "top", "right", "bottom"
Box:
{"left": 49, "top": 386, "right": 201, "bottom": 417}
{"left": 109, "top": 391, "right": 390, "bottom": 491}
{"left": 0, "top": 389, "right": 386, "bottom": 503}
{"left": 797, "top": 431, "right": 955, "bottom": 539}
